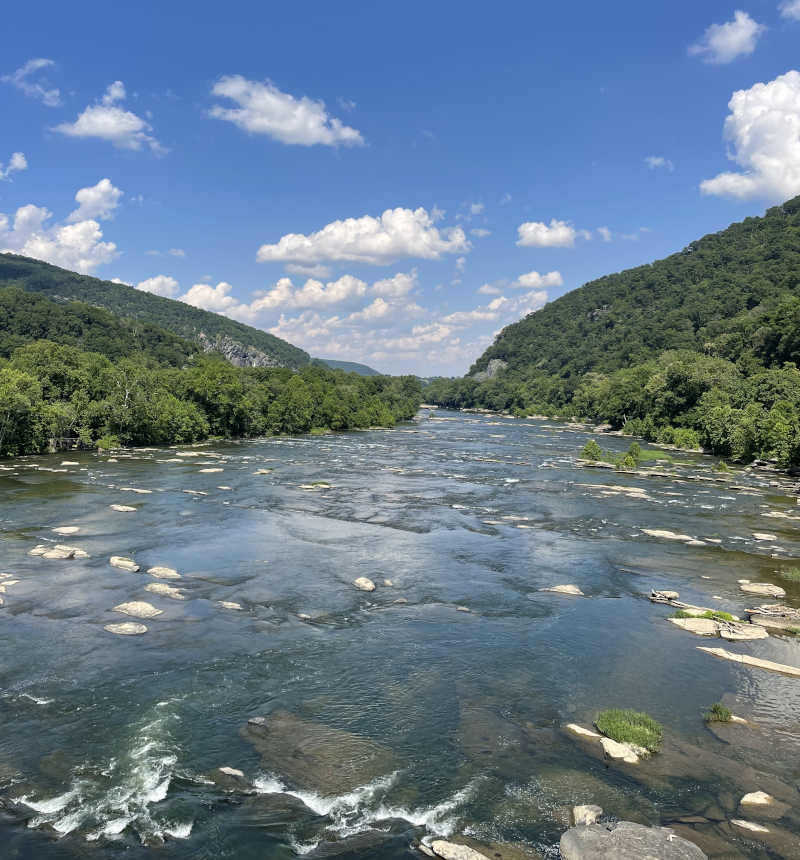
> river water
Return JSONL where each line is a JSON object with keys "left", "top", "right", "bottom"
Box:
{"left": 1, "top": 410, "right": 799, "bottom": 858}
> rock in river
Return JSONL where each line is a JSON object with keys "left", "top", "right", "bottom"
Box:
{"left": 242, "top": 710, "right": 395, "bottom": 795}
{"left": 147, "top": 566, "right": 180, "bottom": 580}
{"left": 110, "top": 556, "right": 140, "bottom": 572}
{"left": 739, "top": 582, "right": 785, "bottom": 598}
{"left": 110, "top": 504, "right": 137, "bottom": 512}
{"left": 573, "top": 804, "right": 603, "bottom": 826}
{"left": 540, "top": 584, "right": 584, "bottom": 596}
{"left": 52, "top": 526, "right": 80, "bottom": 535}
{"left": 112, "top": 601, "right": 162, "bottom": 619}
{"left": 353, "top": 576, "right": 376, "bottom": 592}
{"left": 104, "top": 622, "right": 148, "bottom": 635}
{"left": 429, "top": 841, "right": 491, "bottom": 859}
{"left": 145, "top": 582, "right": 185, "bottom": 600}
{"left": 560, "top": 821, "right": 707, "bottom": 859}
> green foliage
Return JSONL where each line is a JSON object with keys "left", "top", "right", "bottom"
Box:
{"left": 581, "top": 439, "right": 603, "bottom": 460}
{"left": 426, "top": 197, "right": 800, "bottom": 469}
{"left": 778, "top": 567, "right": 800, "bottom": 583}
{"left": 595, "top": 709, "right": 663, "bottom": 753}
{"left": 713, "top": 460, "right": 731, "bottom": 472}
{"left": 673, "top": 609, "right": 736, "bottom": 622}
{"left": 0, "top": 254, "right": 309, "bottom": 369}
{"left": 95, "top": 434, "right": 120, "bottom": 450}
{"left": 311, "top": 358, "right": 381, "bottom": 376}
{"left": 704, "top": 703, "right": 732, "bottom": 723}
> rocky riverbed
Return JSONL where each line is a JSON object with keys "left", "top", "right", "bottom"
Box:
{"left": 0, "top": 410, "right": 799, "bottom": 857}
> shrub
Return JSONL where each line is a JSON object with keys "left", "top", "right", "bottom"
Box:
{"left": 673, "top": 609, "right": 735, "bottom": 622}
{"left": 581, "top": 439, "right": 603, "bottom": 461}
{"left": 595, "top": 709, "right": 663, "bottom": 752}
{"left": 713, "top": 460, "right": 731, "bottom": 473}
{"left": 95, "top": 433, "right": 119, "bottom": 451}
{"left": 704, "top": 703, "right": 731, "bottom": 722}
{"left": 779, "top": 567, "right": 800, "bottom": 583}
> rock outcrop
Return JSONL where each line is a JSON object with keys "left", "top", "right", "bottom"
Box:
{"left": 196, "top": 332, "right": 281, "bottom": 368}
{"left": 471, "top": 358, "right": 508, "bottom": 382}
{"left": 560, "top": 821, "right": 707, "bottom": 859}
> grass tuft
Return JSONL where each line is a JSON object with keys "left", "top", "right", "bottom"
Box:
{"left": 595, "top": 709, "right": 663, "bottom": 753}
{"left": 672, "top": 609, "right": 735, "bottom": 622}
{"left": 779, "top": 567, "right": 800, "bottom": 583}
{"left": 704, "top": 702, "right": 731, "bottom": 722}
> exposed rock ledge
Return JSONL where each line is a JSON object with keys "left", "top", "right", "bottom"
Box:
{"left": 560, "top": 820, "right": 707, "bottom": 859}
{"left": 196, "top": 332, "right": 282, "bottom": 368}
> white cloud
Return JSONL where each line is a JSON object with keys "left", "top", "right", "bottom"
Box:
{"left": 372, "top": 270, "right": 418, "bottom": 297}
{"left": 2, "top": 58, "right": 60, "bottom": 106}
{"left": 110, "top": 277, "right": 132, "bottom": 286}
{"left": 513, "top": 270, "right": 563, "bottom": 289}
{"left": 0, "top": 202, "right": 117, "bottom": 274}
{"left": 54, "top": 82, "right": 165, "bottom": 153}
{"left": 455, "top": 255, "right": 467, "bottom": 272}
{"left": 179, "top": 281, "right": 239, "bottom": 313}
{"left": 442, "top": 290, "right": 548, "bottom": 326}
{"left": 168, "top": 247, "right": 185, "bottom": 257}
{"left": 597, "top": 226, "right": 612, "bottom": 242}
{"left": 257, "top": 207, "right": 470, "bottom": 265}
{"left": 136, "top": 275, "right": 180, "bottom": 297}
{"left": 516, "top": 218, "right": 588, "bottom": 248}
{"left": 645, "top": 155, "right": 675, "bottom": 171}
{"left": 0, "top": 152, "right": 27, "bottom": 180}
{"left": 67, "top": 178, "right": 122, "bottom": 222}
{"left": 688, "top": 11, "right": 765, "bottom": 64}
{"left": 780, "top": 0, "right": 800, "bottom": 20}
{"left": 470, "top": 227, "right": 491, "bottom": 237}
{"left": 209, "top": 75, "right": 364, "bottom": 147}
{"left": 700, "top": 70, "right": 800, "bottom": 201}
{"left": 249, "top": 274, "right": 368, "bottom": 313}
{"left": 478, "top": 283, "right": 501, "bottom": 295}
{"left": 285, "top": 263, "right": 332, "bottom": 278}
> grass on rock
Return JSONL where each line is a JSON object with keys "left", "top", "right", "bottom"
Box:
{"left": 595, "top": 709, "right": 663, "bottom": 753}
{"left": 673, "top": 609, "right": 736, "bottom": 622}
{"left": 704, "top": 703, "right": 732, "bottom": 722}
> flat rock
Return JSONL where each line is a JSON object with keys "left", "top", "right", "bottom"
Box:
{"left": 560, "top": 821, "right": 707, "bottom": 859}
{"left": 51, "top": 526, "right": 80, "bottom": 535}
{"left": 566, "top": 723, "right": 602, "bottom": 739}
{"left": 109, "top": 504, "right": 137, "bottom": 512}
{"left": 752, "top": 533, "right": 778, "bottom": 541}
{"left": 110, "top": 556, "right": 140, "bottom": 572}
{"left": 145, "top": 582, "right": 185, "bottom": 600}
{"left": 599, "top": 736, "right": 645, "bottom": 764}
{"left": 430, "top": 840, "right": 490, "bottom": 860}
{"left": 698, "top": 646, "right": 800, "bottom": 677}
{"left": 147, "top": 566, "right": 180, "bottom": 579}
{"left": 199, "top": 468, "right": 224, "bottom": 473}
{"left": 641, "top": 528, "right": 695, "bottom": 542}
{"left": 353, "top": 576, "right": 376, "bottom": 592}
{"left": 28, "top": 545, "right": 48, "bottom": 556}
{"left": 104, "top": 622, "right": 147, "bottom": 635}
{"left": 242, "top": 710, "right": 395, "bottom": 796}
{"left": 739, "top": 582, "right": 785, "bottom": 598}
{"left": 112, "top": 601, "right": 162, "bottom": 619}
{"left": 41, "top": 546, "right": 76, "bottom": 560}
{"left": 730, "top": 819, "right": 769, "bottom": 833}
{"left": 573, "top": 804, "right": 603, "bottom": 825}
{"left": 219, "top": 601, "right": 242, "bottom": 610}
{"left": 746, "top": 604, "right": 800, "bottom": 630}
{"left": 540, "top": 584, "right": 584, "bottom": 596}
{"left": 670, "top": 617, "right": 718, "bottom": 636}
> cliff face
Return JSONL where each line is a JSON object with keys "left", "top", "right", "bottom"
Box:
{"left": 196, "top": 332, "right": 282, "bottom": 367}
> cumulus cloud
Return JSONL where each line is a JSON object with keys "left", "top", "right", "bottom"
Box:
{"left": 2, "top": 58, "right": 60, "bottom": 106}
{"left": 513, "top": 270, "right": 563, "bottom": 289}
{"left": 645, "top": 155, "right": 674, "bottom": 171}
{"left": 0, "top": 152, "right": 27, "bottom": 180}
{"left": 257, "top": 207, "right": 470, "bottom": 265}
{"left": 67, "top": 178, "right": 122, "bottom": 222}
{"left": 372, "top": 270, "right": 418, "bottom": 298}
{"left": 700, "top": 70, "right": 800, "bottom": 201}
{"left": 136, "top": 275, "right": 180, "bottom": 297}
{"left": 0, "top": 201, "right": 117, "bottom": 274}
{"left": 209, "top": 75, "right": 364, "bottom": 147}
{"left": 54, "top": 82, "right": 165, "bottom": 153}
{"left": 516, "top": 218, "right": 588, "bottom": 248}
{"left": 179, "top": 281, "right": 239, "bottom": 313}
{"left": 688, "top": 11, "right": 765, "bottom": 64}
{"left": 442, "top": 290, "right": 548, "bottom": 326}
{"left": 285, "top": 263, "right": 332, "bottom": 278}
{"left": 780, "top": 1, "right": 800, "bottom": 20}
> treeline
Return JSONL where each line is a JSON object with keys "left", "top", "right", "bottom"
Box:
{"left": 0, "top": 340, "right": 422, "bottom": 457}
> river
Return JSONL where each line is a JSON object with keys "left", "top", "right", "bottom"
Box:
{"left": 1, "top": 410, "right": 799, "bottom": 858}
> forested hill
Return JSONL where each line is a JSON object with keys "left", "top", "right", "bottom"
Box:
{"left": 427, "top": 196, "right": 800, "bottom": 469}
{"left": 0, "top": 253, "right": 309, "bottom": 369}
{"left": 312, "top": 358, "right": 382, "bottom": 376}
{"left": 469, "top": 195, "right": 800, "bottom": 384}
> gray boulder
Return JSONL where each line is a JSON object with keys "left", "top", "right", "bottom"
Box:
{"left": 560, "top": 821, "right": 707, "bottom": 859}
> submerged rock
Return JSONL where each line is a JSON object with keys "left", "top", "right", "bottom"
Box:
{"left": 110, "top": 556, "right": 140, "bottom": 572}
{"left": 147, "top": 566, "right": 180, "bottom": 579}
{"left": 145, "top": 582, "right": 185, "bottom": 600}
{"left": 540, "top": 584, "right": 584, "bottom": 596}
{"left": 242, "top": 710, "right": 396, "bottom": 795}
{"left": 208, "top": 766, "right": 249, "bottom": 791}
{"left": 560, "top": 821, "right": 707, "bottom": 859}
{"left": 353, "top": 576, "right": 376, "bottom": 592}
{"left": 698, "top": 646, "right": 800, "bottom": 677}
{"left": 730, "top": 819, "right": 770, "bottom": 833}
{"left": 51, "top": 526, "right": 80, "bottom": 535}
{"left": 104, "top": 622, "right": 148, "bottom": 635}
{"left": 112, "top": 601, "right": 162, "bottom": 619}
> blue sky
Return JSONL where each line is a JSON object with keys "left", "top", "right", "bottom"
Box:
{"left": 2, "top": 1, "right": 800, "bottom": 374}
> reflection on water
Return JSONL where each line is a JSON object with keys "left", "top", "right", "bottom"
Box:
{"left": 1, "top": 411, "right": 799, "bottom": 857}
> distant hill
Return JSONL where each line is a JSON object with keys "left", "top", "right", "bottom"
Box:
{"left": 0, "top": 253, "right": 309, "bottom": 369}
{"left": 312, "top": 357, "right": 382, "bottom": 376}
{"left": 0, "top": 285, "right": 197, "bottom": 366}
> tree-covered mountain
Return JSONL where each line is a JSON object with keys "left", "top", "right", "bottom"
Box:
{"left": 427, "top": 196, "right": 800, "bottom": 468}
{"left": 312, "top": 358, "right": 382, "bottom": 376}
{"left": 0, "top": 253, "right": 309, "bottom": 369}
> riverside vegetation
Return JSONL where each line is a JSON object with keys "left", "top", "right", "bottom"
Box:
{"left": 426, "top": 195, "right": 800, "bottom": 469}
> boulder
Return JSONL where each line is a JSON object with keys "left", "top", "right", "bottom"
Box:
{"left": 599, "top": 737, "right": 646, "bottom": 764}
{"left": 560, "top": 821, "right": 707, "bottom": 860}
{"left": 112, "top": 601, "right": 162, "bottom": 619}
{"left": 104, "top": 622, "right": 147, "bottom": 635}
{"left": 242, "top": 710, "right": 395, "bottom": 795}
{"left": 109, "top": 504, "right": 137, "bottom": 512}
{"left": 110, "top": 556, "right": 140, "bottom": 572}
{"left": 739, "top": 582, "right": 785, "bottom": 598}
{"left": 652, "top": 590, "right": 680, "bottom": 601}
{"left": 641, "top": 528, "right": 695, "bottom": 542}
{"left": 41, "top": 546, "right": 76, "bottom": 560}
{"left": 353, "top": 576, "right": 376, "bottom": 592}
{"left": 28, "top": 545, "right": 48, "bottom": 556}
{"left": 429, "top": 841, "right": 490, "bottom": 860}
{"left": 739, "top": 791, "right": 791, "bottom": 820}
{"left": 746, "top": 604, "right": 800, "bottom": 630}
{"left": 573, "top": 804, "right": 603, "bottom": 826}
{"left": 540, "top": 584, "right": 584, "bottom": 596}
{"left": 145, "top": 582, "right": 185, "bottom": 600}
{"left": 208, "top": 766, "right": 249, "bottom": 791}
{"left": 147, "top": 566, "right": 180, "bottom": 579}
{"left": 752, "top": 533, "right": 778, "bottom": 541}
{"left": 219, "top": 601, "right": 242, "bottom": 610}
